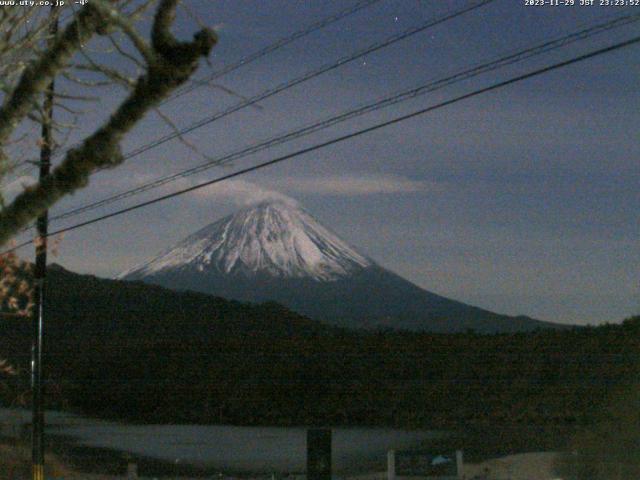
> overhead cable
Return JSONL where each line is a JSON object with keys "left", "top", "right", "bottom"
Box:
{"left": 5, "top": 33, "right": 638, "bottom": 253}
{"left": 48, "top": 12, "right": 640, "bottom": 223}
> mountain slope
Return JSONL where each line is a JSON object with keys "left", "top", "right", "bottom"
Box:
{"left": 121, "top": 201, "right": 562, "bottom": 333}
{"left": 121, "top": 201, "right": 371, "bottom": 281}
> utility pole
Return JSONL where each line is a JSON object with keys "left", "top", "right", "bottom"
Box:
{"left": 32, "top": 8, "right": 58, "bottom": 480}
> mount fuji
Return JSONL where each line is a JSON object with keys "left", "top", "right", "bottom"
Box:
{"left": 120, "top": 201, "right": 560, "bottom": 333}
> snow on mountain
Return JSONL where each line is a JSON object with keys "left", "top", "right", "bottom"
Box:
{"left": 120, "top": 201, "right": 371, "bottom": 282}
{"left": 119, "top": 199, "right": 562, "bottom": 333}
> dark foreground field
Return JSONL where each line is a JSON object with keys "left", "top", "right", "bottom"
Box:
{"left": 1, "top": 268, "right": 639, "bottom": 478}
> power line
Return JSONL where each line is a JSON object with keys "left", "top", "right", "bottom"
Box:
{"left": 7, "top": 0, "right": 495, "bottom": 207}
{"left": 3, "top": 0, "right": 386, "bottom": 180}
{"left": 165, "top": 0, "right": 386, "bottom": 104}
{"left": 118, "top": 0, "right": 497, "bottom": 161}
{"left": 6, "top": 33, "right": 639, "bottom": 253}
{"left": 47, "top": 12, "right": 640, "bottom": 224}
{"left": 5, "top": 0, "right": 497, "bottom": 238}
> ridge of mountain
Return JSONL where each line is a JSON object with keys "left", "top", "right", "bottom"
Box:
{"left": 121, "top": 201, "right": 564, "bottom": 333}
{"left": 120, "top": 201, "right": 371, "bottom": 282}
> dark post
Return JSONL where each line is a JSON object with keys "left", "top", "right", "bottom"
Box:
{"left": 32, "top": 9, "right": 57, "bottom": 480}
{"left": 307, "top": 428, "right": 332, "bottom": 480}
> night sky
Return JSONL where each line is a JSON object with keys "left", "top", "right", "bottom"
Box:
{"left": 6, "top": 0, "right": 639, "bottom": 325}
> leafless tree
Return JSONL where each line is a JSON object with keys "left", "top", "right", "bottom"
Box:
{"left": 0, "top": 0, "right": 216, "bottom": 383}
{"left": 0, "top": 0, "right": 217, "bottom": 247}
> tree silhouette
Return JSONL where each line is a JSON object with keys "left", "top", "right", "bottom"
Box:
{"left": 0, "top": 0, "right": 217, "bottom": 247}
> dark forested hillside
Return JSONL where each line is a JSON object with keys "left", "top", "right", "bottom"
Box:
{"left": 1, "top": 265, "right": 638, "bottom": 434}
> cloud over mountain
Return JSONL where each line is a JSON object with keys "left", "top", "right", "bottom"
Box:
{"left": 120, "top": 200, "right": 562, "bottom": 333}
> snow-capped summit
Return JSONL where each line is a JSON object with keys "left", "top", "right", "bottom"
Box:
{"left": 120, "top": 200, "right": 371, "bottom": 282}
{"left": 120, "top": 199, "right": 560, "bottom": 333}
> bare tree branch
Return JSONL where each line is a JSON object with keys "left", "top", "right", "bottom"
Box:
{"left": 0, "top": 0, "right": 217, "bottom": 247}
{"left": 91, "top": 0, "right": 155, "bottom": 64}
{"left": 0, "top": 5, "right": 114, "bottom": 152}
{"left": 153, "top": 106, "right": 216, "bottom": 162}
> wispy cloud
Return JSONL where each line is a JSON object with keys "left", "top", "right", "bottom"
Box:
{"left": 184, "top": 174, "right": 434, "bottom": 207}
{"left": 189, "top": 173, "right": 433, "bottom": 206}
{"left": 191, "top": 179, "right": 298, "bottom": 206}
{"left": 267, "top": 173, "right": 437, "bottom": 196}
